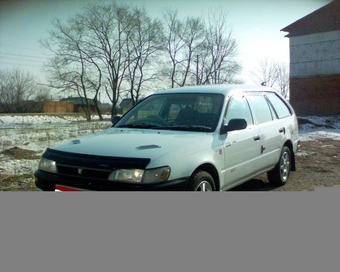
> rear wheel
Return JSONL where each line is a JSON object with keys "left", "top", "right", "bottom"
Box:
{"left": 187, "top": 171, "right": 216, "bottom": 191}
{"left": 267, "top": 146, "right": 291, "bottom": 186}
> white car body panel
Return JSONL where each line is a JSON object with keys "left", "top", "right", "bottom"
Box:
{"left": 35, "top": 84, "right": 300, "bottom": 191}
{"left": 55, "top": 128, "right": 225, "bottom": 183}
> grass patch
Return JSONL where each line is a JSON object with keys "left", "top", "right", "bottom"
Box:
{"left": 1, "top": 147, "right": 41, "bottom": 160}
{"left": 0, "top": 174, "right": 38, "bottom": 191}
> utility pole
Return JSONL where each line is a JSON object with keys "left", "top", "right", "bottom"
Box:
{"left": 196, "top": 54, "right": 199, "bottom": 85}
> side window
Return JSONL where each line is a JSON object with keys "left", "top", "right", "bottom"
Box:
{"left": 265, "top": 92, "right": 292, "bottom": 119}
{"left": 125, "top": 97, "right": 166, "bottom": 123}
{"left": 167, "top": 104, "right": 181, "bottom": 123}
{"left": 246, "top": 94, "right": 273, "bottom": 124}
{"left": 225, "top": 95, "right": 253, "bottom": 126}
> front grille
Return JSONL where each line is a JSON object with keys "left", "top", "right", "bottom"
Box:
{"left": 58, "top": 165, "right": 111, "bottom": 179}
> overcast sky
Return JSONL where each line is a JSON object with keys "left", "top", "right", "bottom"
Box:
{"left": 0, "top": 0, "right": 332, "bottom": 87}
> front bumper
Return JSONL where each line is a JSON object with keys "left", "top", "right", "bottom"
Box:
{"left": 34, "top": 170, "right": 188, "bottom": 191}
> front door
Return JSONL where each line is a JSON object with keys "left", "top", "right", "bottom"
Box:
{"left": 221, "top": 94, "right": 262, "bottom": 189}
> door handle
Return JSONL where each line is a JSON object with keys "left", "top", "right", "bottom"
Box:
{"left": 253, "top": 135, "right": 260, "bottom": 141}
{"left": 261, "top": 145, "right": 266, "bottom": 153}
{"left": 279, "top": 127, "right": 286, "bottom": 134}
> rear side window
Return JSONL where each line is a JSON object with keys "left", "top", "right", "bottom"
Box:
{"left": 265, "top": 92, "right": 292, "bottom": 119}
{"left": 246, "top": 95, "right": 273, "bottom": 124}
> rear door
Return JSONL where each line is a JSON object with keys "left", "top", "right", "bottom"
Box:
{"left": 246, "top": 93, "right": 285, "bottom": 171}
{"left": 264, "top": 92, "right": 297, "bottom": 142}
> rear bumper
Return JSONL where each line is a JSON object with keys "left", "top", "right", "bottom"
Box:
{"left": 34, "top": 170, "right": 188, "bottom": 191}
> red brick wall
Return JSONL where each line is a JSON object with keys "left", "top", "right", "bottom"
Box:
{"left": 290, "top": 75, "right": 340, "bottom": 116}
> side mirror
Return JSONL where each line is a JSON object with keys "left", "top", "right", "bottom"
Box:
{"left": 221, "top": 118, "right": 247, "bottom": 134}
{"left": 111, "top": 115, "right": 121, "bottom": 125}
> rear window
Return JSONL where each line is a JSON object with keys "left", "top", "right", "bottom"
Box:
{"left": 265, "top": 92, "right": 292, "bottom": 119}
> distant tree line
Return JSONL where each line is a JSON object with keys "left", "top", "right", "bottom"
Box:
{"left": 40, "top": 1, "right": 242, "bottom": 120}
{"left": 0, "top": 68, "right": 50, "bottom": 113}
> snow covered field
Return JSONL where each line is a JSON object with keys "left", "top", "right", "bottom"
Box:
{"left": 1, "top": 114, "right": 339, "bottom": 177}
{"left": 1, "top": 114, "right": 112, "bottom": 177}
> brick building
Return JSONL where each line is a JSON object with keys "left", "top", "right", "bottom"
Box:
{"left": 43, "top": 97, "right": 111, "bottom": 113}
{"left": 281, "top": 0, "right": 340, "bottom": 116}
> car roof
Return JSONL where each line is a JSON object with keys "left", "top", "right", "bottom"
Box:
{"left": 156, "top": 84, "right": 276, "bottom": 97}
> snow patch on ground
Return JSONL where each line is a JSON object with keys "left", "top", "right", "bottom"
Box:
{"left": 1, "top": 114, "right": 112, "bottom": 176}
{"left": 298, "top": 116, "right": 340, "bottom": 141}
{"left": 0, "top": 114, "right": 111, "bottom": 129}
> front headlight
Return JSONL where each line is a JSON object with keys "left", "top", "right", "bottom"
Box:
{"left": 108, "top": 167, "right": 170, "bottom": 184}
{"left": 39, "top": 158, "right": 57, "bottom": 173}
{"left": 108, "top": 169, "right": 144, "bottom": 183}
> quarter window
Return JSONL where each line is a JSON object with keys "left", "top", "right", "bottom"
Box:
{"left": 265, "top": 92, "right": 292, "bottom": 119}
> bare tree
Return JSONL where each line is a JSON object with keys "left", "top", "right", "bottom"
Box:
{"left": 74, "top": 2, "right": 137, "bottom": 116}
{"left": 41, "top": 3, "right": 244, "bottom": 119}
{"left": 34, "top": 85, "right": 51, "bottom": 103}
{"left": 124, "top": 7, "right": 163, "bottom": 105}
{"left": 160, "top": 10, "right": 186, "bottom": 88}
{"left": 42, "top": 2, "right": 165, "bottom": 118}
{"left": 252, "top": 59, "right": 277, "bottom": 88}
{"left": 42, "top": 17, "right": 103, "bottom": 121}
{"left": 74, "top": 2, "right": 164, "bottom": 110}
{"left": 178, "top": 16, "right": 206, "bottom": 86}
{"left": 252, "top": 59, "right": 290, "bottom": 98}
{"left": 160, "top": 8, "right": 241, "bottom": 88}
{"left": 197, "top": 9, "right": 241, "bottom": 85}
{"left": 160, "top": 10, "right": 206, "bottom": 88}
{"left": 0, "top": 69, "right": 35, "bottom": 113}
{"left": 275, "top": 62, "right": 290, "bottom": 99}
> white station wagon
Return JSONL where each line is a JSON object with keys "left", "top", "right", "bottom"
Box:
{"left": 35, "top": 85, "right": 300, "bottom": 191}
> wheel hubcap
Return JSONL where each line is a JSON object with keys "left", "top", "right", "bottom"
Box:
{"left": 280, "top": 151, "right": 290, "bottom": 181}
{"left": 195, "top": 181, "right": 213, "bottom": 191}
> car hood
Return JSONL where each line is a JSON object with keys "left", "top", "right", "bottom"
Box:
{"left": 53, "top": 127, "right": 211, "bottom": 162}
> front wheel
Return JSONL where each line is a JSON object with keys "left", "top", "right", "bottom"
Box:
{"left": 267, "top": 146, "right": 291, "bottom": 186}
{"left": 187, "top": 171, "right": 216, "bottom": 191}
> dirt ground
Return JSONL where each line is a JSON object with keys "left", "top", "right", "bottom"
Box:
{"left": 231, "top": 138, "right": 340, "bottom": 191}
{"left": 1, "top": 139, "right": 339, "bottom": 191}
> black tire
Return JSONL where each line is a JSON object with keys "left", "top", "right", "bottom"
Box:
{"left": 187, "top": 171, "right": 216, "bottom": 191}
{"left": 267, "top": 146, "right": 291, "bottom": 186}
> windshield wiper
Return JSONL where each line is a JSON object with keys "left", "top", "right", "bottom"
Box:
{"left": 117, "top": 123, "right": 164, "bottom": 129}
{"left": 164, "top": 125, "right": 213, "bottom": 132}
{"left": 117, "top": 124, "right": 212, "bottom": 132}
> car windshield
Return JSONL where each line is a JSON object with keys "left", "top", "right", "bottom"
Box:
{"left": 114, "top": 93, "right": 225, "bottom": 132}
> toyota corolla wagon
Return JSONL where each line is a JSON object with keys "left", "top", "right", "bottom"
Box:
{"left": 35, "top": 85, "right": 300, "bottom": 191}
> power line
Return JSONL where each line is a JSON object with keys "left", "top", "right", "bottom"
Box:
{"left": 0, "top": 57, "right": 46, "bottom": 65}
{"left": 0, "top": 43, "right": 47, "bottom": 53}
{"left": 0, "top": 58, "right": 46, "bottom": 65}
{"left": 0, "top": 51, "right": 49, "bottom": 69}
{"left": 0, "top": 52, "right": 48, "bottom": 61}
{"left": 0, "top": 61, "right": 45, "bottom": 68}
